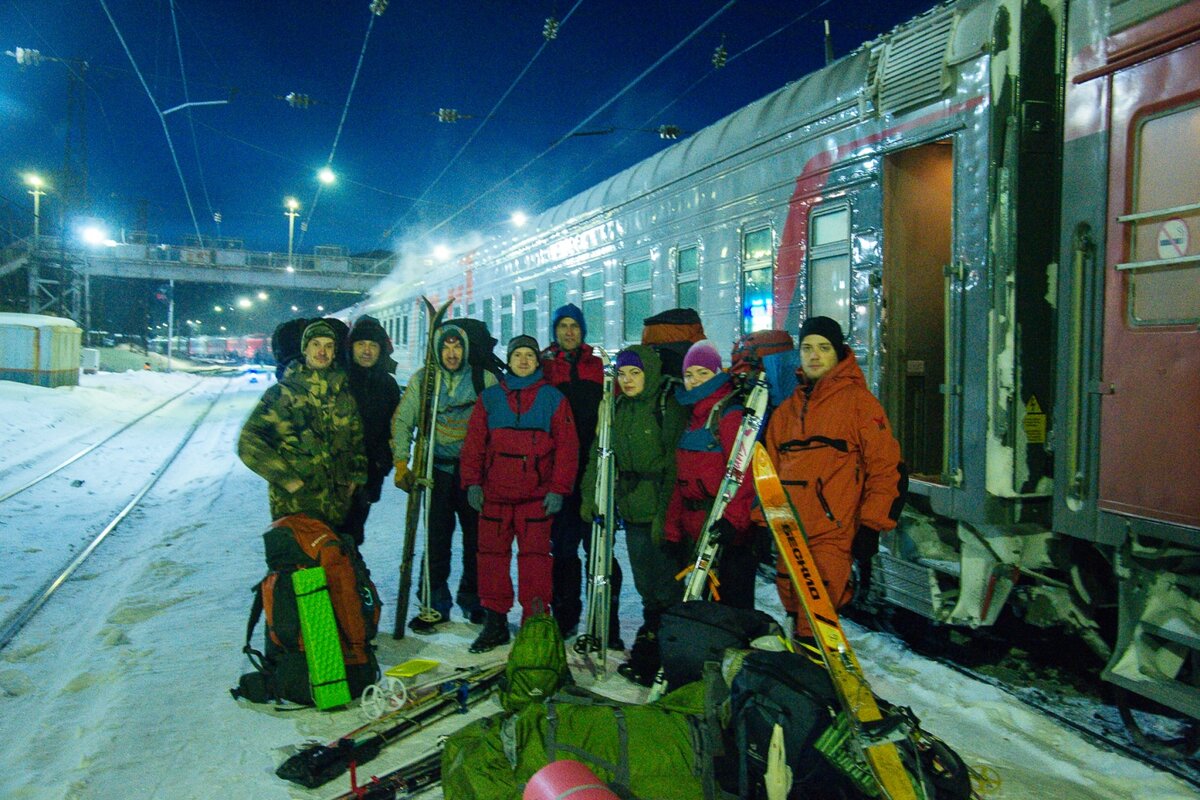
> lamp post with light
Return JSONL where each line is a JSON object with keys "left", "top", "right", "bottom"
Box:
{"left": 285, "top": 198, "right": 299, "bottom": 271}
{"left": 25, "top": 173, "right": 46, "bottom": 243}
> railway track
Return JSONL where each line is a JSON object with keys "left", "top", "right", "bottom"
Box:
{"left": 0, "top": 377, "right": 232, "bottom": 652}
{"left": 852, "top": 608, "right": 1200, "bottom": 792}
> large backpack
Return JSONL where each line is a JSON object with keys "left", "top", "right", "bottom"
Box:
{"left": 642, "top": 308, "right": 705, "bottom": 379}
{"left": 443, "top": 316, "right": 504, "bottom": 395}
{"left": 730, "top": 329, "right": 794, "bottom": 375}
{"left": 233, "top": 514, "right": 381, "bottom": 706}
{"left": 499, "top": 609, "right": 570, "bottom": 712}
{"left": 658, "top": 601, "right": 783, "bottom": 691}
{"left": 729, "top": 649, "right": 972, "bottom": 800}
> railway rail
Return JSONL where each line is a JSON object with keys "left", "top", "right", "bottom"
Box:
{"left": 0, "top": 377, "right": 232, "bottom": 652}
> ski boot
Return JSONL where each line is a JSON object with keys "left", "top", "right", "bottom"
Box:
{"left": 469, "top": 610, "right": 511, "bottom": 653}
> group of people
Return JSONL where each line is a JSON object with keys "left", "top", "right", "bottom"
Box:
{"left": 237, "top": 304, "right": 904, "bottom": 687}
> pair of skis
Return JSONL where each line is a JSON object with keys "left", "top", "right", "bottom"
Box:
{"left": 575, "top": 347, "right": 616, "bottom": 675}
{"left": 276, "top": 661, "right": 504, "bottom": 788}
{"left": 394, "top": 297, "right": 454, "bottom": 639}
{"left": 751, "top": 442, "right": 925, "bottom": 800}
{"left": 647, "top": 371, "right": 769, "bottom": 699}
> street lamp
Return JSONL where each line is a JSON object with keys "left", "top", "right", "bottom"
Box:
{"left": 25, "top": 173, "right": 45, "bottom": 241}
{"left": 284, "top": 197, "right": 299, "bottom": 269}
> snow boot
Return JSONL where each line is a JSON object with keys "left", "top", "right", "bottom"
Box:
{"left": 469, "top": 610, "right": 511, "bottom": 653}
{"left": 617, "top": 625, "right": 660, "bottom": 687}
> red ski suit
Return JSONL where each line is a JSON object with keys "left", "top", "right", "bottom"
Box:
{"left": 664, "top": 373, "right": 755, "bottom": 546}
{"left": 763, "top": 350, "right": 901, "bottom": 634}
{"left": 460, "top": 369, "right": 578, "bottom": 619}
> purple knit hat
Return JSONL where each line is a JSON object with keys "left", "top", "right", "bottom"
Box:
{"left": 682, "top": 339, "right": 722, "bottom": 373}
{"left": 615, "top": 350, "right": 644, "bottom": 371}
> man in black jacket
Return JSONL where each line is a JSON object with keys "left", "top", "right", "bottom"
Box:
{"left": 342, "top": 316, "right": 401, "bottom": 545}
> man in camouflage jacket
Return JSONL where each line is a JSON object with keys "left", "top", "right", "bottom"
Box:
{"left": 238, "top": 319, "right": 368, "bottom": 527}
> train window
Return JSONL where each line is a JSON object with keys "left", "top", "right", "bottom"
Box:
{"left": 623, "top": 259, "right": 652, "bottom": 342}
{"left": 500, "top": 294, "right": 514, "bottom": 343}
{"left": 582, "top": 270, "right": 604, "bottom": 345}
{"left": 550, "top": 279, "right": 568, "bottom": 315}
{"left": 522, "top": 288, "right": 538, "bottom": 335}
{"left": 482, "top": 298, "right": 493, "bottom": 332}
{"left": 676, "top": 246, "right": 699, "bottom": 308}
{"left": 741, "top": 228, "right": 774, "bottom": 333}
{"left": 402, "top": 315, "right": 409, "bottom": 346}
{"left": 1126, "top": 103, "right": 1200, "bottom": 324}
{"left": 808, "top": 206, "right": 851, "bottom": 331}
{"left": 467, "top": 302, "right": 476, "bottom": 318}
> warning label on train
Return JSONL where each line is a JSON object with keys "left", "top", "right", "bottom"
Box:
{"left": 1023, "top": 395, "right": 1046, "bottom": 444}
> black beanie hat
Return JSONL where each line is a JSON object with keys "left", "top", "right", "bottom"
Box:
{"left": 798, "top": 316, "right": 846, "bottom": 358}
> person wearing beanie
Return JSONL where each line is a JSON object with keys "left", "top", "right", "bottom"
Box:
{"left": 541, "top": 303, "right": 624, "bottom": 646}
{"left": 665, "top": 339, "right": 760, "bottom": 610}
{"left": 271, "top": 317, "right": 310, "bottom": 380}
{"left": 459, "top": 334, "right": 579, "bottom": 652}
{"left": 763, "top": 316, "right": 902, "bottom": 639}
{"left": 339, "top": 316, "right": 401, "bottom": 546}
{"left": 238, "top": 318, "right": 367, "bottom": 530}
{"left": 392, "top": 321, "right": 499, "bottom": 632}
{"left": 579, "top": 345, "right": 688, "bottom": 685}
{"left": 323, "top": 316, "right": 352, "bottom": 368}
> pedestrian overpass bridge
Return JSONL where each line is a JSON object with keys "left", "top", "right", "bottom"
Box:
{"left": 2, "top": 234, "right": 392, "bottom": 294}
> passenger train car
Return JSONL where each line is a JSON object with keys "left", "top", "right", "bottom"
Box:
{"left": 355, "top": 0, "right": 1200, "bottom": 717}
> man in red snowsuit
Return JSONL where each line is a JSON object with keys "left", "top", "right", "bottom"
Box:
{"left": 460, "top": 335, "right": 578, "bottom": 652}
{"left": 764, "top": 316, "right": 903, "bottom": 636}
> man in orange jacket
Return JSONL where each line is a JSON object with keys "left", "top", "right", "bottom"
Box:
{"left": 763, "top": 316, "right": 903, "bottom": 636}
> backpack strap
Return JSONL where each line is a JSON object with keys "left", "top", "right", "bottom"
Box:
{"left": 544, "top": 698, "right": 631, "bottom": 790}
{"left": 242, "top": 580, "right": 268, "bottom": 672}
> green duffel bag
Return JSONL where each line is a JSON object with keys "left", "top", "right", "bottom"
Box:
{"left": 442, "top": 680, "right": 724, "bottom": 800}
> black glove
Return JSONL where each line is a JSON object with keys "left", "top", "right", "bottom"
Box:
{"left": 852, "top": 525, "right": 880, "bottom": 561}
{"left": 709, "top": 517, "right": 738, "bottom": 547}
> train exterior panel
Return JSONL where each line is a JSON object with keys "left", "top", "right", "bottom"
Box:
{"left": 355, "top": 0, "right": 1199, "bottom": 716}
{"left": 1057, "top": 0, "right": 1200, "bottom": 716}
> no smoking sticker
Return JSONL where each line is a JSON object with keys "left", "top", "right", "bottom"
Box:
{"left": 1156, "top": 218, "right": 1190, "bottom": 260}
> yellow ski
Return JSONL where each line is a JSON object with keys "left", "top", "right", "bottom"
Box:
{"left": 751, "top": 443, "right": 922, "bottom": 800}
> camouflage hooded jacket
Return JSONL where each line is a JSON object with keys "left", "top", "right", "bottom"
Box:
{"left": 238, "top": 362, "right": 368, "bottom": 525}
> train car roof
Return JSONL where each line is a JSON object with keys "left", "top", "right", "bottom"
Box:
{"left": 507, "top": 0, "right": 988, "bottom": 243}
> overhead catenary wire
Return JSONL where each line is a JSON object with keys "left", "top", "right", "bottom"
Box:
{"left": 168, "top": 0, "right": 216, "bottom": 235}
{"left": 97, "top": 0, "right": 203, "bottom": 242}
{"left": 297, "top": 8, "right": 383, "bottom": 248}
{"left": 387, "top": 0, "right": 588, "bottom": 238}
{"left": 543, "top": 0, "right": 839, "bottom": 205}
{"left": 410, "top": 0, "right": 739, "bottom": 245}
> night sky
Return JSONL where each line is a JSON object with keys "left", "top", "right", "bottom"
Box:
{"left": 2, "top": 0, "right": 936, "bottom": 334}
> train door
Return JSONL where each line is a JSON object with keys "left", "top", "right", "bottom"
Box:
{"left": 881, "top": 141, "right": 953, "bottom": 482}
{"left": 1100, "top": 46, "right": 1200, "bottom": 529}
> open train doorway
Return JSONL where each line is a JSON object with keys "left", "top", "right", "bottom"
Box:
{"left": 882, "top": 140, "right": 953, "bottom": 482}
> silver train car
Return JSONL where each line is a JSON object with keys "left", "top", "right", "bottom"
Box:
{"left": 356, "top": 0, "right": 1200, "bottom": 717}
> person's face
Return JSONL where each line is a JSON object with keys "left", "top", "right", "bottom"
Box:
{"left": 352, "top": 340, "right": 380, "bottom": 368}
{"left": 800, "top": 334, "right": 839, "bottom": 381}
{"left": 555, "top": 317, "right": 582, "bottom": 352}
{"left": 683, "top": 365, "right": 716, "bottom": 390}
{"left": 617, "top": 366, "right": 645, "bottom": 397}
{"left": 304, "top": 336, "right": 336, "bottom": 369}
{"left": 440, "top": 338, "right": 464, "bottom": 371}
{"left": 509, "top": 347, "right": 538, "bottom": 377}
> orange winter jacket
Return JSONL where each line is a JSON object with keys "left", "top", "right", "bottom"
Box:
{"left": 764, "top": 351, "right": 902, "bottom": 543}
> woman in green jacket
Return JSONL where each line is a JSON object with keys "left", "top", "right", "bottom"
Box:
{"left": 581, "top": 345, "right": 688, "bottom": 685}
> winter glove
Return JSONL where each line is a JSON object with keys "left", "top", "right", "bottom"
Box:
{"left": 393, "top": 460, "right": 414, "bottom": 492}
{"left": 709, "top": 517, "right": 739, "bottom": 547}
{"left": 467, "top": 485, "right": 484, "bottom": 512}
{"left": 852, "top": 525, "right": 880, "bottom": 561}
{"left": 543, "top": 492, "right": 564, "bottom": 515}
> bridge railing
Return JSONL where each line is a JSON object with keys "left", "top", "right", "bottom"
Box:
{"left": 55, "top": 240, "right": 396, "bottom": 277}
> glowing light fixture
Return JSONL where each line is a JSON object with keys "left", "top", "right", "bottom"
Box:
{"left": 511, "top": 211, "right": 528, "bottom": 228}
{"left": 317, "top": 167, "right": 336, "bottom": 185}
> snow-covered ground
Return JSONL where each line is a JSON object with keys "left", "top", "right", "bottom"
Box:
{"left": 0, "top": 370, "right": 1195, "bottom": 799}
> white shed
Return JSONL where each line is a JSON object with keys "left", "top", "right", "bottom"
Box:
{"left": 0, "top": 312, "right": 83, "bottom": 387}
